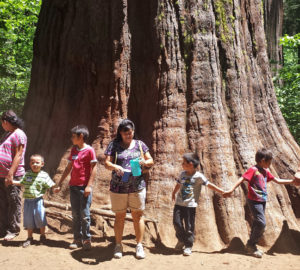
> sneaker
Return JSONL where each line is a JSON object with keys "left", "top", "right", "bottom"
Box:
{"left": 69, "top": 240, "right": 82, "bottom": 249}
{"left": 245, "top": 243, "right": 263, "bottom": 258}
{"left": 114, "top": 243, "right": 123, "bottom": 259}
{"left": 136, "top": 243, "right": 145, "bottom": 259}
{"left": 183, "top": 247, "right": 192, "bottom": 256}
{"left": 22, "top": 237, "right": 33, "bottom": 248}
{"left": 82, "top": 239, "right": 92, "bottom": 250}
{"left": 40, "top": 234, "right": 46, "bottom": 244}
{"left": 4, "top": 232, "right": 17, "bottom": 241}
{"left": 175, "top": 241, "right": 185, "bottom": 250}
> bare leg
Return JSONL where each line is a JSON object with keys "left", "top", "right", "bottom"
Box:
{"left": 131, "top": 210, "right": 144, "bottom": 244}
{"left": 114, "top": 212, "right": 126, "bottom": 244}
{"left": 40, "top": 226, "right": 46, "bottom": 236}
{"left": 27, "top": 229, "right": 33, "bottom": 238}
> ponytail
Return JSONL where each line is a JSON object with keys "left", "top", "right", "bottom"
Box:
{"left": 1, "top": 110, "right": 24, "bottom": 129}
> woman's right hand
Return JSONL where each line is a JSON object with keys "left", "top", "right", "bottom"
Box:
{"left": 114, "top": 165, "right": 124, "bottom": 176}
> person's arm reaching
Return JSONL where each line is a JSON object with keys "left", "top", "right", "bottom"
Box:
{"left": 223, "top": 177, "right": 245, "bottom": 198}
{"left": 272, "top": 177, "right": 294, "bottom": 185}
{"left": 207, "top": 182, "right": 225, "bottom": 194}
{"left": 53, "top": 162, "right": 72, "bottom": 193}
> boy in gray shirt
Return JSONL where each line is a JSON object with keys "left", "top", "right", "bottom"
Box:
{"left": 172, "top": 153, "right": 225, "bottom": 256}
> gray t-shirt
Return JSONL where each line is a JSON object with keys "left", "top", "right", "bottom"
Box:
{"left": 175, "top": 171, "right": 209, "bottom": 207}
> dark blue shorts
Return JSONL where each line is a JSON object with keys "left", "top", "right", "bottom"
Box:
{"left": 23, "top": 197, "right": 47, "bottom": 229}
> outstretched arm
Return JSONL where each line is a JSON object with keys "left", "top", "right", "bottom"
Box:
{"left": 223, "top": 177, "right": 245, "bottom": 198}
{"left": 273, "top": 177, "right": 294, "bottom": 185}
{"left": 207, "top": 182, "right": 225, "bottom": 194}
{"left": 53, "top": 162, "right": 72, "bottom": 193}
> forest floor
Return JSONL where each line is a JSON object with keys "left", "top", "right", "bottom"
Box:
{"left": 1, "top": 226, "right": 300, "bottom": 270}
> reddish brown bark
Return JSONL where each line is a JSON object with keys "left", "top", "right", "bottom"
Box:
{"left": 23, "top": 0, "right": 300, "bottom": 250}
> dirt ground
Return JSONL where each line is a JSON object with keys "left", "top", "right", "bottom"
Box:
{"left": 1, "top": 227, "right": 300, "bottom": 270}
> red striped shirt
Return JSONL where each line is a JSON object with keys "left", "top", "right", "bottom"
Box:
{"left": 0, "top": 129, "right": 27, "bottom": 177}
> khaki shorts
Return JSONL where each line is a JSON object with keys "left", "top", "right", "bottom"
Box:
{"left": 110, "top": 188, "right": 146, "bottom": 213}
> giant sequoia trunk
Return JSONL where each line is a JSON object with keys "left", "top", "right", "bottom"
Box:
{"left": 23, "top": 0, "right": 300, "bottom": 250}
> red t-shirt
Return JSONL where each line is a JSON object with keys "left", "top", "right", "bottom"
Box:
{"left": 242, "top": 165, "right": 275, "bottom": 202}
{"left": 68, "top": 145, "right": 97, "bottom": 186}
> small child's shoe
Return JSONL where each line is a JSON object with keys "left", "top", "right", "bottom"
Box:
{"left": 22, "top": 237, "right": 33, "bottom": 248}
{"left": 175, "top": 241, "right": 185, "bottom": 250}
{"left": 114, "top": 243, "right": 123, "bottom": 259}
{"left": 245, "top": 243, "right": 263, "bottom": 258}
{"left": 82, "top": 239, "right": 92, "bottom": 250}
{"left": 183, "top": 247, "right": 192, "bottom": 256}
{"left": 69, "top": 239, "right": 82, "bottom": 249}
{"left": 40, "top": 234, "right": 46, "bottom": 244}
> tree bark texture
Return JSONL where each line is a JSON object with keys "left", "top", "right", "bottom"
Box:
{"left": 23, "top": 0, "right": 300, "bottom": 250}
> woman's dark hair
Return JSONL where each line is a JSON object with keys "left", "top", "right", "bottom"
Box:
{"left": 71, "top": 125, "right": 89, "bottom": 141}
{"left": 1, "top": 110, "right": 24, "bottom": 129}
{"left": 115, "top": 119, "right": 136, "bottom": 142}
{"left": 183, "top": 152, "right": 200, "bottom": 168}
{"left": 255, "top": 148, "right": 273, "bottom": 163}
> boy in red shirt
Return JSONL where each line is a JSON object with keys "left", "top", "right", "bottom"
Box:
{"left": 223, "top": 148, "right": 295, "bottom": 258}
{"left": 54, "top": 125, "right": 97, "bottom": 250}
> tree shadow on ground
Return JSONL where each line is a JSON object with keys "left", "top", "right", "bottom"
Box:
{"left": 267, "top": 220, "right": 300, "bottom": 255}
{"left": 216, "top": 237, "right": 248, "bottom": 255}
{"left": 148, "top": 240, "right": 182, "bottom": 256}
{"left": 216, "top": 221, "right": 300, "bottom": 257}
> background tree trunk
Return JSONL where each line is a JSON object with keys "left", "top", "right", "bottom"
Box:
{"left": 263, "top": 0, "right": 283, "bottom": 76}
{"left": 23, "top": 0, "right": 300, "bottom": 250}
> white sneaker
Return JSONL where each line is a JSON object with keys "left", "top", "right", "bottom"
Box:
{"left": 175, "top": 241, "right": 185, "bottom": 250}
{"left": 183, "top": 247, "right": 192, "bottom": 256}
{"left": 114, "top": 244, "right": 123, "bottom": 259}
{"left": 245, "top": 243, "right": 263, "bottom": 258}
{"left": 136, "top": 243, "right": 145, "bottom": 259}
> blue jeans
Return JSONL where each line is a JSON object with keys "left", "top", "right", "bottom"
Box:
{"left": 173, "top": 205, "right": 196, "bottom": 248}
{"left": 70, "top": 186, "right": 92, "bottom": 241}
{"left": 247, "top": 199, "right": 266, "bottom": 246}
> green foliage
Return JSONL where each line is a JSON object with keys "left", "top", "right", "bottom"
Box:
{"left": 283, "top": 0, "right": 300, "bottom": 35}
{"left": 0, "top": 0, "right": 41, "bottom": 115}
{"left": 274, "top": 34, "right": 300, "bottom": 144}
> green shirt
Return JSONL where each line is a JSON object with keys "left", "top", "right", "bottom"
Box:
{"left": 20, "top": 170, "right": 55, "bottom": 199}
